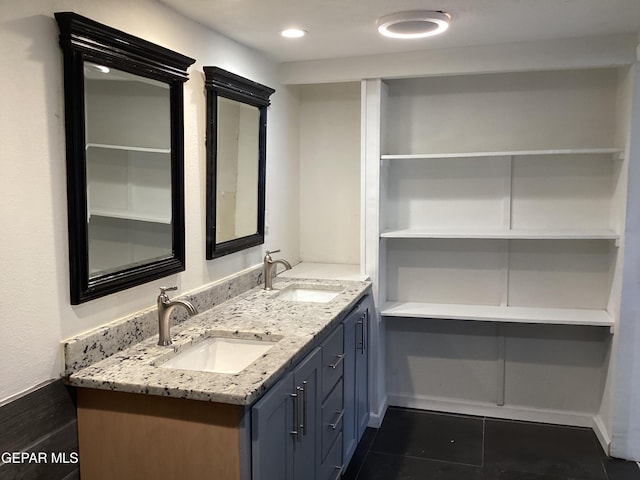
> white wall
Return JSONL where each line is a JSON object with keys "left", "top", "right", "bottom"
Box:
{"left": 280, "top": 34, "right": 638, "bottom": 85}
{"left": 0, "top": 0, "right": 300, "bottom": 403}
{"left": 612, "top": 63, "right": 640, "bottom": 461}
{"left": 298, "top": 82, "right": 360, "bottom": 264}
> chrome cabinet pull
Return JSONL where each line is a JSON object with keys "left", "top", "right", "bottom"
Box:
{"left": 329, "top": 409, "right": 344, "bottom": 430}
{"left": 301, "top": 381, "right": 308, "bottom": 436}
{"left": 328, "top": 353, "right": 345, "bottom": 369}
{"left": 296, "top": 386, "right": 303, "bottom": 440}
{"left": 357, "top": 313, "right": 367, "bottom": 353}
{"left": 363, "top": 311, "right": 367, "bottom": 352}
{"left": 290, "top": 392, "right": 299, "bottom": 440}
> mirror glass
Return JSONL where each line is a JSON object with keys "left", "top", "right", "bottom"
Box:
{"left": 56, "top": 12, "right": 195, "bottom": 304}
{"left": 204, "top": 67, "right": 275, "bottom": 259}
{"left": 84, "top": 63, "right": 173, "bottom": 277}
{"left": 215, "top": 97, "right": 260, "bottom": 244}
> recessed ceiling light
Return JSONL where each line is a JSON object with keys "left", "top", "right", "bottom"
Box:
{"left": 376, "top": 10, "right": 451, "bottom": 39}
{"left": 281, "top": 28, "right": 306, "bottom": 38}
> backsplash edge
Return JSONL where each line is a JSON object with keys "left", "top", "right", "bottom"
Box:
{"left": 62, "top": 265, "right": 264, "bottom": 376}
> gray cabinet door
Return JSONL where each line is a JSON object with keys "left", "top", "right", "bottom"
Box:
{"left": 252, "top": 370, "right": 295, "bottom": 480}
{"left": 252, "top": 347, "right": 322, "bottom": 480}
{"left": 355, "top": 296, "right": 372, "bottom": 439}
{"left": 293, "top": 347, "right": 322, "bottom": 480}
{"left": 342, "top": 310, "right": 357, "bottom": 464}
{"left": 342, "top": 294, "right": 372, "bottom": 465}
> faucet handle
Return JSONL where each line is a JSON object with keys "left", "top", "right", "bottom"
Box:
{"left": 159, "top": 286, "right": 178, "bottom": 296}
{"left": 265, "top": 249, "right": 281, "bottom": 257}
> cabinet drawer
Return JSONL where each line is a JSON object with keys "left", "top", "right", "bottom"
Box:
{"left": 322, "top": 324, "right": 344, "bottom": 397}
{"left": 321, "top": 379, "right": 344, "bottom": 461}
{"left": 320, "top": 432, "right": 343, "bottom": 480}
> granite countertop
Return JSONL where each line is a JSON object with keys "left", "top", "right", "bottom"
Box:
{"left": 68, "top": 278, "right": 371, "bottom": 406}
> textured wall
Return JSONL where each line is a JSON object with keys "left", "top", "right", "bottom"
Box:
{"left": 0, "top": 0, "right": 300, "bottom": 403}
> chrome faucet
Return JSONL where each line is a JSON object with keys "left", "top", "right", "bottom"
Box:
{"left": 263, "top": 250, "right": 292, "bottom": 290}
{"left": 157, "top": 287, "right": 198, "bottom": 346}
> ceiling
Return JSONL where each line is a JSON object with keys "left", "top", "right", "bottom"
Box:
{"left": 159, "top": 0, "right": 640, "bottom": 64}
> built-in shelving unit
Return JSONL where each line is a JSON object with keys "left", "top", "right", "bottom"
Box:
{"left": 375, "top": 68, "right": 626, "bottom": 330}
{"left": 379, "top": 144, "right": 622, "bottom": 328}
{"left": 381, "top": 148, "right": 624, "bottom": 248}
{"left": 363, "top": 65, "right": 635, "bottom": 435}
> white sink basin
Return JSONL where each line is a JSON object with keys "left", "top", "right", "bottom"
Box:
{"left": 276, "top": 285, "right": 342, "bottom": 303}
{"left": 158, "top": 337, "right": 277, "bottom": 374}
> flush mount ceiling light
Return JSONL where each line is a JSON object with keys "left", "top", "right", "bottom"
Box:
{"left": 376, "top": 10, "right": 451, "bottom": 39}
{"left": 281, "top": 28, "right": 306, "bottom": 38}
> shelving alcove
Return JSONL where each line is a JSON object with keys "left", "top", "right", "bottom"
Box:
{"left": 363, "top": 66, "right": 636, "bottom": 443}
{"left": 379, "top": 147, "right": 623, "bottom": 330}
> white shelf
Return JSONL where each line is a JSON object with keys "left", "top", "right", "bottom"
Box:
{"left": 380, "top": 228, "right": 620, "bottom": 241}
{"left": 381, "top": 148, "right": 623, "bottom": 161}
{"left": 381, "top": 301, "right": 614, "bottom": 328}
{"left": 90, "top": 207, "right": 171, "bottom": 224}
{"left": 86, "top": 143, "right": 170, "bottom": 154}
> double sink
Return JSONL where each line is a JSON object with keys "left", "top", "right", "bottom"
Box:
{"left": 157, "top": 283, "right": 343, "bottom": 375}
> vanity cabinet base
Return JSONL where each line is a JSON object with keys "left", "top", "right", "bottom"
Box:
{"left": 77, "top": 389, "right": 243, "bottom": 480}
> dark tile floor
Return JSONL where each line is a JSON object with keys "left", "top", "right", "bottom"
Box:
{"left": 342, "top": 407, "right": 640, "bottom": 480}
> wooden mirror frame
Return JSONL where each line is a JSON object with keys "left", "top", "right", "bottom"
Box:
{"left": 204, "top": 67, "right": 275, "bottom": 259}
{"left": 55, "top": 12, "right": 195, "bottom": 304}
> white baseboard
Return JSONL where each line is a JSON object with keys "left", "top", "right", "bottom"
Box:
{"left": 367, "top": 394, "right": 388, "bottom": 428}
{"left": 388, "top": 393, "right": 596, "bottom": 429}
{"left": 592, "top": 414, "right": 612, "bottom": 454}
{"left": 368, "top": 394, "right": 613, "bottom": 454}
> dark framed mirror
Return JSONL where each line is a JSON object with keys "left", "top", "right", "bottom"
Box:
{"left": 204, "top": 67, "right": 275, "bottom": 259}
{"left": 55, "top": 12, "right": 195, "bottom": 304}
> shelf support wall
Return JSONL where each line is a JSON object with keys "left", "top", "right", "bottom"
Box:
{"left": 362, "top": 78, "right": 388, "bottom": 428}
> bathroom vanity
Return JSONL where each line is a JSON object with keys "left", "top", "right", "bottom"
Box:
{"left": 68, "top": 278, "right": 372, "bottom": 480}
